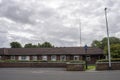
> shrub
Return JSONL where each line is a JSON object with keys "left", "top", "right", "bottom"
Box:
{"left": 69, "top": 60, "right": 85, "bottom": 64}
{"left": 97, "top": 58, "right": 120, "bottom": 62}
{"left": 40, "top": 60, "right": 48, "bottom": 62}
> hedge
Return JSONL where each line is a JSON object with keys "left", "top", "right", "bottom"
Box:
{"left": 97, "top": 58, "right": 120, "bottom": 62}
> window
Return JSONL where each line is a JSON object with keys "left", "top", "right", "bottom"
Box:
{"left": 11, "top": 56, "right": 15, "bottom": 60}
{"left": 42, "top": 56, "right": 47, "bottom": 61}
{"left": 51, "top": 55, "right": 56, "bottom": 61}
{"left": 19, "top": 56, "right": 30, "bottom": 61}
{"left": 32, "top": 56, "right": 37, "bottom": 61}
{"left": 74, "top": 56, "right": 79, "bottom": 61}
{"left": 86, "top": 55, "right": 91, "bottom": 61}
{"left": 21, "top": 56, "right": 26, "bottom": 60}
{"left": 60, "top": 55, "right": 66, "bottom": 61}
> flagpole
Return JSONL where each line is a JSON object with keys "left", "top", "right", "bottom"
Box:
{"left": 104, "top": 8, "right": 111, "bottom": 69}
{"left": 79, "top": 20, "right": 82, "bottom": 47}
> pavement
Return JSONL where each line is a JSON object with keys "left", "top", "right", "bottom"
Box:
{"left": 0, "top": 68, "right": 120, "bottom": 80}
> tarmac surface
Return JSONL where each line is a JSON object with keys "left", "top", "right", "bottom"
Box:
{"left": 0, "top": 68, "right": 120, "bottom": 80}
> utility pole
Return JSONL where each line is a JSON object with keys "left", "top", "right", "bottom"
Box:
{"left": 104, "top": 8, "right": 111, "bottom": 69}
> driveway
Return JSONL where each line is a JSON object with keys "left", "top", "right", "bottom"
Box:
{"left": 0, "top": 68, "right": 120, "bottom": 80}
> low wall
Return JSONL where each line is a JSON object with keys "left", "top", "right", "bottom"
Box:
{"left": 96, "top": 62, "right": 120, "bottom": 70}
{"left": 0, "top": 62, "right": 66, "bottom": 68}
{"left": 66, "top": 63, "right": 85, "bottom": 71}
{"left": 0, "top": 62, "right": 85, "bottom": 71}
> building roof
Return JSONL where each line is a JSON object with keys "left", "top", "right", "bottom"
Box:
{"left": 0, "top": 48, "right": 4, "bottom": 55}
{"left": 0, "top": 47, "right": 103, "bottom": 55}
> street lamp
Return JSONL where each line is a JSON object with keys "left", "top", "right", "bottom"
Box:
{"left": 84, "top": 44, "right": 88, "bottom": 69}
{"left": 104, "top": 8, "right": 111, "bottom": 69}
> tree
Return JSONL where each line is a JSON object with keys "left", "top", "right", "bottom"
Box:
{"left": 24, "top": 43, "right": 38, "bottom": 48}
{"left": 91, "top": 40, "right": 102, "bottom": 48}
{"left": 104, "top": 44, "right": 120, "bottom": 58}
{"left": 32, "top": 45, "right": 38, "bottom": 48}
{"left": 91, "top": 37, "right": 120, "bottom": 58}
{"left": 101, "top": 37, "right": 120, "bottom": 49}
{"left": 38, "top": 43, "right": 41, "bottom": 48}
{"left": 24, "top": 43, "right": 33, "bottom": 48}
{"left": 41, "top": 42, "right": 54, "bottom": 48}
{"left": 10, "top": 42, "right": 22, "bottom": 48}
{"left": 91, "top": 37, "right": 120, "bottom": 49}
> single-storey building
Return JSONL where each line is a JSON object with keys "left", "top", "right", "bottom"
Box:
{"left": 0, "top": 47, "right": 104, "bottom": 64}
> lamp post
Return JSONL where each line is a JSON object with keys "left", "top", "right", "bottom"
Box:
{"left": 84, "top": 44, "right": 88, "bottom": 69}
{"left": 104, "top": 8, "right": 111, "bottom": 69}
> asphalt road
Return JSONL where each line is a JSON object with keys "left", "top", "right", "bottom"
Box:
{"left": 0, "top": 68, "right": 120, "bottom": 80}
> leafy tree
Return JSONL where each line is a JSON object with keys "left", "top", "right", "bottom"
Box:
{"left": 91, "top": 37, "right": 120, "bottom": 49}
{"left": 104, "top": 44, "right": 120, "bottom": 58}
{"left": 32, "top": 45, "right": 38, "bottom": 48}
{"left": 101, "top": 37, "right": 120, "bottom": 49}
{"left": 41, "top": 42, "right": 54, "bottom": 48}
{"left": 24, "top": 43, "right": 33, "bottom": 48}
{"left": 10, "top": 42, "right": 22, "bottom": 48}
{"left": 91, "top": 37, "right": 120, "bottom": 58}
{"left": 24, "top": 43, "right": 38, "bottom": 48}
{"left": 91, "top": 40, "right": 102, "bottom": 48}
{"left": 24, "top": 42, "right": 54, "bottom": 48}
{"left": 38, "top": 43, "right": 41, "bottom": 48}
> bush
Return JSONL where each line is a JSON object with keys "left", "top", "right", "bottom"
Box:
{"left": 39, "top": 60, "right": 48, "bottom": 62}
{"left": 0, "top": 60, "right": 17, "bottom": 62}
{"left": 0, "top": 60, "right": 86, "bottom": 63}
{"left": 69, "top": 60, "right": 85, "bottom": 64}
{"left": 0, "top": 60, "right": 5, "bottom": 62}
{"left": 97, "top": 58, "right": 120, "bottom": 62}
{"left": 18, "top": 60, "right": 30, "bottom": 62}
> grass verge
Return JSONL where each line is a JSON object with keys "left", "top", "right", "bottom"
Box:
{"left": 87, "top": 65, "right": 95, "bottom": 70}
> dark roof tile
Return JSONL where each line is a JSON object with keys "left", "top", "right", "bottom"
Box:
{"left": 0, "top": 47, "right": 104, "bottom": 55}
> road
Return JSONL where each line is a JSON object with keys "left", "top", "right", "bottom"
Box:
{"left": 0, "top": 68, "right": 120, "bottom": 80}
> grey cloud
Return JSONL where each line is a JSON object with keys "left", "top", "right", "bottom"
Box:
{"left": 0, "top": 0, "right": 33, "bottom": 24}
{"left": 0, "top": 31, "right": 8, "bottom": 47}
{"left": 0, "top": 0, "right": 120, "bottom": 48}
{"left": 0, "top": 0, "right": 56, "bottom": 24}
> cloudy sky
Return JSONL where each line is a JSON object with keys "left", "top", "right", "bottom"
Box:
{"left": 0, "top": 0, "right": 120, "bottom": 48}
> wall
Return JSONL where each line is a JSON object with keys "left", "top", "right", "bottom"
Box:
{"left": 0, "top": 62, "right": 66, "bottom": 68}
{"left": 66, "top": 63, "right": 85, "bottom": 71}
{"left": 96, "top": 62, "right": 120, "bottom": 70}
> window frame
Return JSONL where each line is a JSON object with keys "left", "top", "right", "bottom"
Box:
{"left": 19, "top": 56, "right": 30, "bottom": 61}
{"left": 42, "top": 56, "right": 47, "bottom": 61}
{"left": 51, "top": 55, "right": 56, "bottom": 61}
{"left": 86, "top": 55, "right": 91, "bottom": 61}
{"left": 74, "top": 55, "right": 79, "bottom": 61}
{"left": 21, "top": 56, "right": 27, "bottom": 60}
{"left": 32, "top": 56, "right": 37, "bottom": 61}
{"left": 60, "top": 55, "right": 66, "bottom": 61}
{"left": 11, "top": 56, "right": 15, "bottom": 60}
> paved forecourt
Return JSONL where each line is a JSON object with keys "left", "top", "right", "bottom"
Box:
{"left": 0, "top": 68, "right": 120, "bottom": 80}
